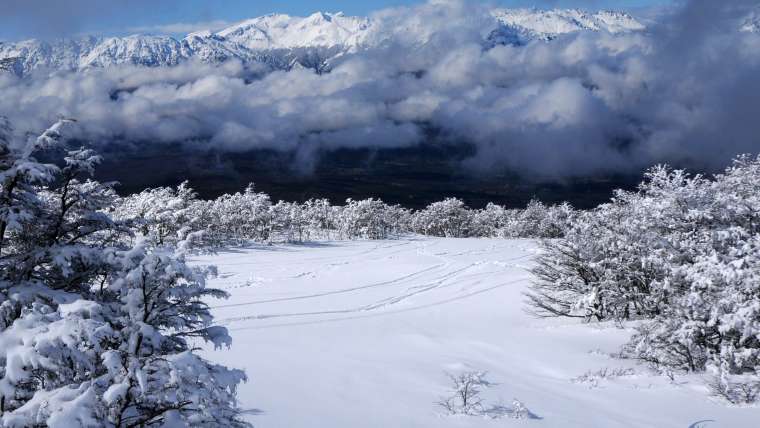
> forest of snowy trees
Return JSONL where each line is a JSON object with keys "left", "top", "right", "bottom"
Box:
{"left": 112, "top": 186, "right": 575, "bottom": 247}
{"left": 1, "top": 115, "right": 759, "bottom": 427}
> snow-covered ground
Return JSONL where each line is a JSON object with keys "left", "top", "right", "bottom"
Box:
{"left": 193, "top": 238, "right": 759, "bottom": 427}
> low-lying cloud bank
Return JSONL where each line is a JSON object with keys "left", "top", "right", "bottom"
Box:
{"left": 1, "top": 0, "right": 759, "bottom": 179}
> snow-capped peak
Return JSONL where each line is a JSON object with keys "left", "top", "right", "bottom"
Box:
{"left": 491, "top": 8, "right": 645, "bottom": 41}
{"left": 186, "top": 30, "right": 214, "bottom": 39}
{"left": 216, "top": 12, "right": 372, "bottom": 50}
{"left": 0, "top": 8, "right": 645, "bottom": 77}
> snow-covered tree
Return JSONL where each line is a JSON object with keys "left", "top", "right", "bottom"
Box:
{"left": 436, "top": 371, "right": 493, "bottom": 415}
{"left": 0, "top": 119, "right": 249, "bottom": 426}
{"left": 115, "top": 181, "right": 201, "bottom": 247}
{"left": 470, "top": 203, "right": 509, "bottom": 237}
{"left": 206, "top": 184, "right": 273, "bottom": 245}
{"left": 303, "top": 198, "right": 338, "bottom": 240}
{"left": 1, "top": 238, "right": 248, "bottom": 426}
{"left": 500, "top": 199, "right": 573, "bottom": 238}
{"left": 528, "top": 155, "right": 760, "bottom": 397}
{"left": 412, "top": 198, "right": 472, "bottom": 238}
{"left": 623, "top": 157, "right": 760, "bottom": 379}
{"left": 526, "top": 166, "right": 710, "bottom": 322}
{"left": 339, "top": 198, "right": 398, "bottom": 240}
{"left": 271, "top": 200, "right": 309, "bottom": 242}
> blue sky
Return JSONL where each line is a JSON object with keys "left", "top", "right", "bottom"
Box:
{"left": 1, "top": 0, "right": 672, "bottom": 40}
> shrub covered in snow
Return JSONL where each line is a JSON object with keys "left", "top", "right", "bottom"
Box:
{"left": 501, "top": 200, "right": 574, "bottom": 239}
{"left": 338, "top": 198, "right": 407, "bottom": 240}
{"left": 436, "top": 371, "right": 493, "bottom": 415}
{"left": 436, "top": 371, "right": 538, "bottom": 419}
{"left": 412, "top": 198, "right": 472, "bottom": 238}
{"left": 526, "top": 155, "right": 760, "bottom": 397}
{"left": 202, "top": 184, "right": 275, "bottom": 246}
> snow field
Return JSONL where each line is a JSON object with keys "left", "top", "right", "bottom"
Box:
{"left": 195, "top": 238, "right": 759, "bottom": 427}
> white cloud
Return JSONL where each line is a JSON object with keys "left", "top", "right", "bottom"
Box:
{"left": 127, "top": 20, "right": 234, "bottom": 36}
{"left": 1, "top": 0, "right": 759, "bottom": 180}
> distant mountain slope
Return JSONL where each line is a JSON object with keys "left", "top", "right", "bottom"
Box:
{"left": 215, "top": 12, "right": 373, "bottom": 50}
{"left": 491, "top": 9, "right": 645, "bottom": 42}
{"left": 0, "top": 9, "right": 645, "bottom": 77}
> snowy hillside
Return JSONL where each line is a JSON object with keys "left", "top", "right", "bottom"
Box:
{"left": 216, "top": 12, "right": 372, "bottom": 50}
{"left": 491, "top": 9, "right": 645, "bottom": 41}
{"left": 0, "top": 8, "right": 644, "bottom": 76}
{"left": 194, "top": 238, "right": 758, "bottom": 428}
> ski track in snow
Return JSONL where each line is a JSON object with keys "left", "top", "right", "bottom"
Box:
{"left": 193, "top": 237, "right": 759, "bottom": 428}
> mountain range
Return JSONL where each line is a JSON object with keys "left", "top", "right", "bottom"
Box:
{"left": 0, "top": 9, "right": 645, "bottom": 77}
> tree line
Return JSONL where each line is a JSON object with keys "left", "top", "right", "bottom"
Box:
{"left": 113, "top": 185, "right": 575, "bottom": 247}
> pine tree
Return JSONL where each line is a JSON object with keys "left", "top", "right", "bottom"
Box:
{"left": 0, "top": 118, "right": 250, "bottom": 426}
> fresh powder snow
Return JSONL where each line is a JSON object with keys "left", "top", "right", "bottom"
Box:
{"left": 193, "top": 237, "right": 759, "bottom": 427}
